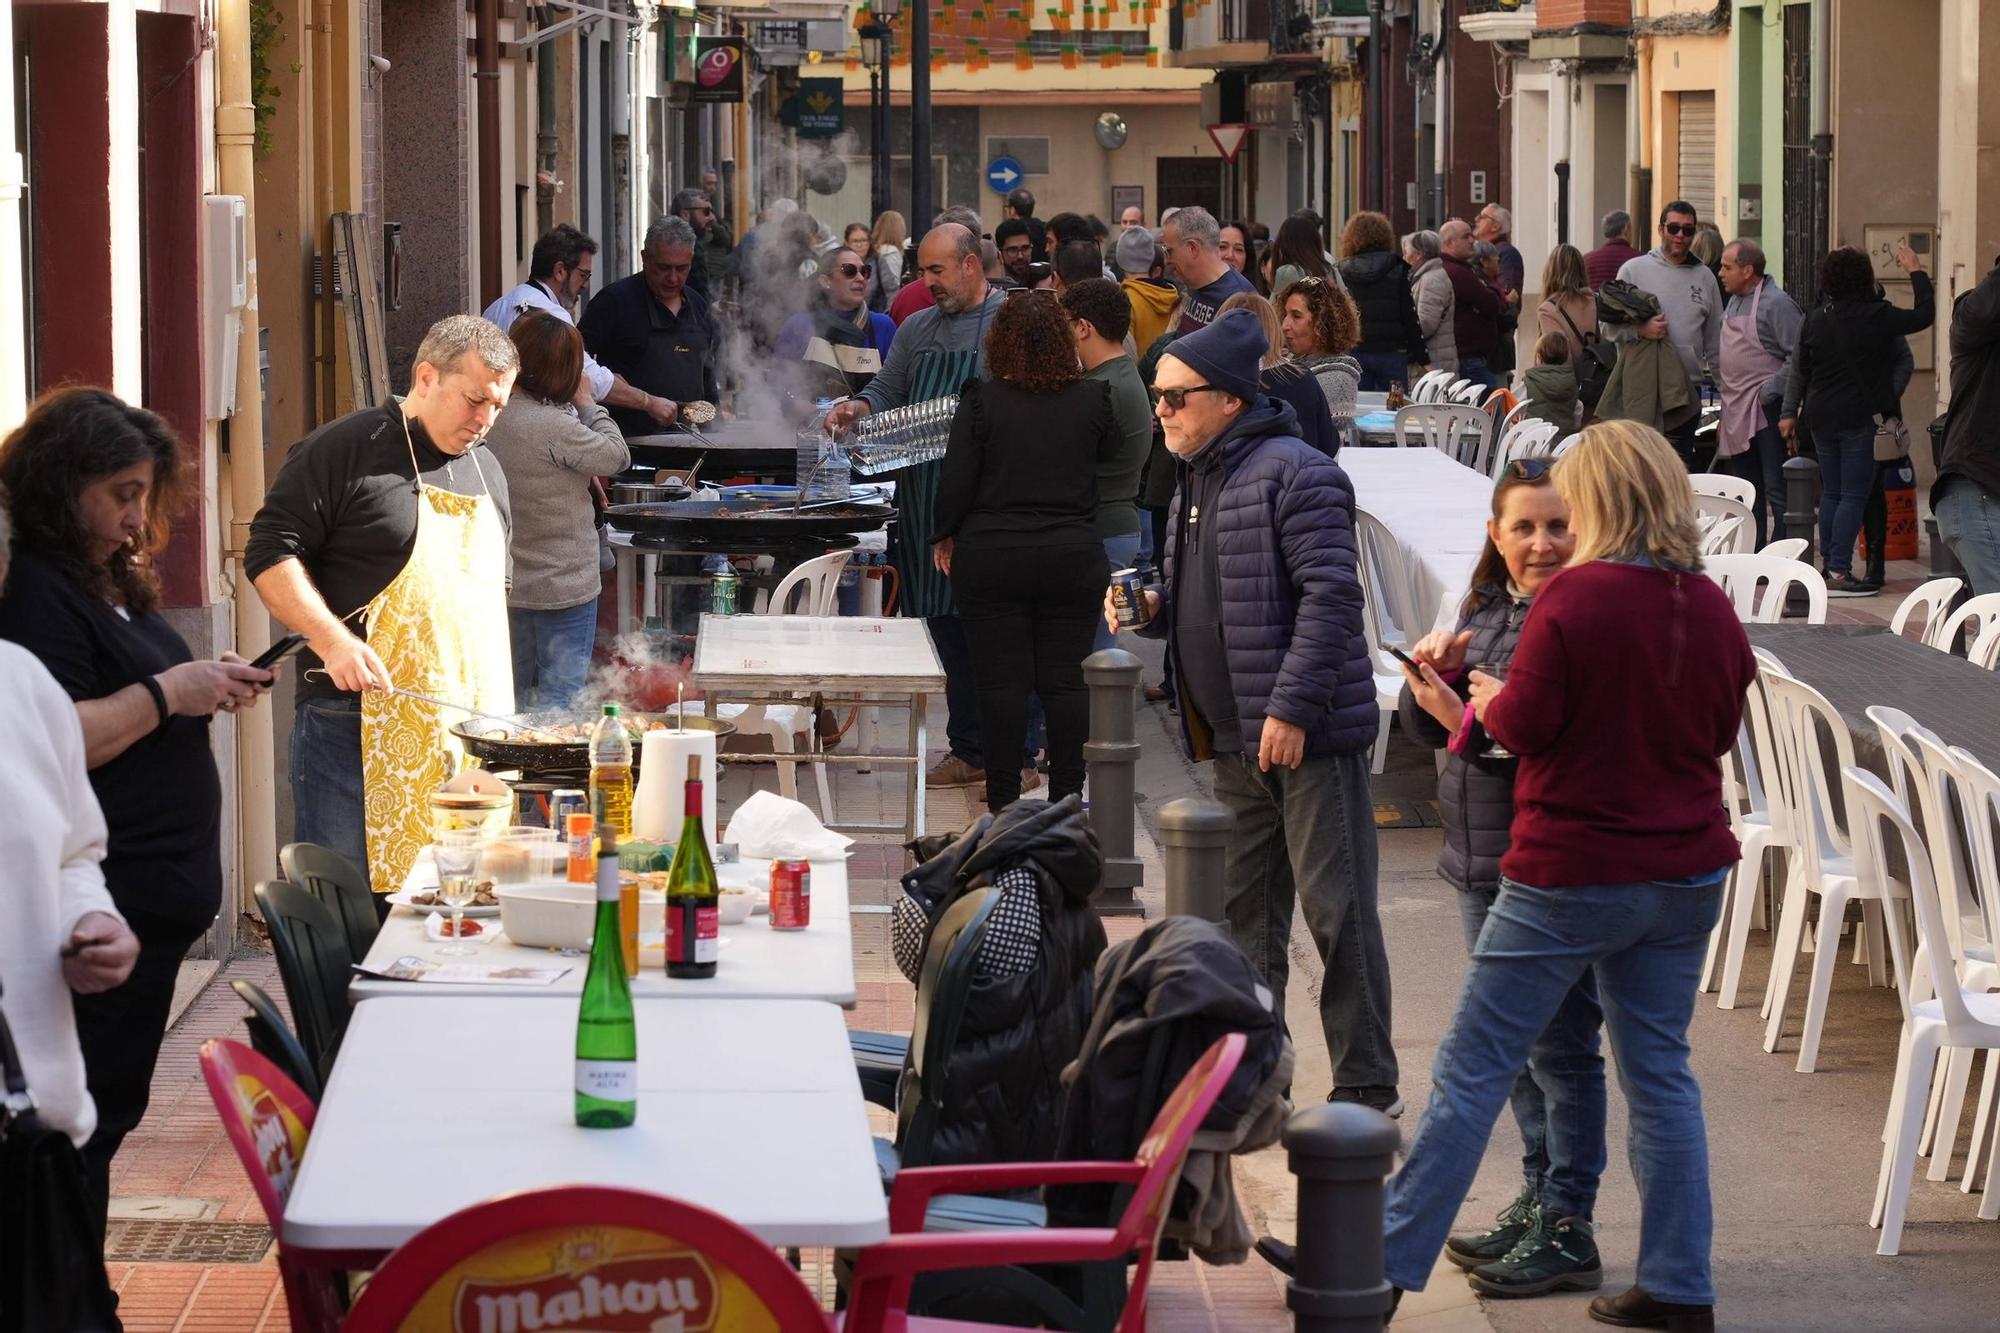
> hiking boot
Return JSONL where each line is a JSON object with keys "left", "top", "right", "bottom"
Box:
{"left": 1467, "top": 1212, "right": 1602, "bottom": 1298}
{"left": 925, "top": 755, "right": 986, "bottom": 788}
{"left": 1443, "top": 1185, "right": 1538, "bottom": 1271}
{"left": 1329, "top": 1085, "right": 1405, "bottom": 1118}
{"left": 1588, "top": 1285, "right": 1715, "bottom": 1331}
{"left": 1826, "top": 573, "right": 1877, "bottom": 598}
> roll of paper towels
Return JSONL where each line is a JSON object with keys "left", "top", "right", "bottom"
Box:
{"left": 632, "top": 728, "right": 718, "bottom": 844}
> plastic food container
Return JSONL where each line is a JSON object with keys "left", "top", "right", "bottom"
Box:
{"left": 494, "top": 880, "right": 663, "bottom": 951}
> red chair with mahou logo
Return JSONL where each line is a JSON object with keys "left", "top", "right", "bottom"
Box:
{"left": 839, "top": 1032, "right": 1249, "bottom": 1333}
{"left": 339, "top": 1185, "right": 833, "bottom": 1332}
{"left": 198, "top": 1038, "right": 347, "bottom": 1333}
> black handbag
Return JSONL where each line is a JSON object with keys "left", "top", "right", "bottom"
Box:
{"left": 0, "top": 978, "right": 121, "bottom": 1333}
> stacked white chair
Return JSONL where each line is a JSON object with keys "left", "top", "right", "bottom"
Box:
{"left": 1888, "top": 577, "right": 1964, "bottom": 646}
{"left": 1689, "top": 473, "right": 1757, "bottom": 508}
{"left": 1410, "top": 369, "right": 1452, "bottom": 403}
{"left": 1448, "top": 379, "right": 1488, "bottom": 407}
{"left": 1392, "top": 403, "right": 1490, "bottom": 468}
{"left": 1704, "top": 554, "right": 1827, "bottom": 625}
{"left": 1488, "top": 418, "right": 1561, "bottom": 480}
{"left": 1758, "top": 537, "right": 1809, "bottom": 561}
{"left": 1935, "top": 592, "right": 2000, "bottom": 657}
{"left": 1702, "top": 660, "right": 1792, "bottom": 1008}
{"left": 1352, "top": 509, "right": 1419, "bottom": 775}
{"left": 1694, "top": 492, "right": 1757, "bottom": 556}
{"left": 1941, "top": 744, "right": 2000, "bottom": 1208}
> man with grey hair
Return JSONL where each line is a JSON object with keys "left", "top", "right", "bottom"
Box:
{"left": 1716, "top": 237, "right": 1804, "bottom": 546}
{"left": 248, "top": 314, "right": 520, "bottom": 890}
{"left": 1160, "top": 205, "right": 1253, "bottom": 335}
{"left": 671, "top": 186, "right": 719, "bottom": 299}
{"left": 1473, "top": 203, "right": 1525, "bottom": 301}
{"left": 826, "top": 222, "right": 1011, "bottom": 791}
{"left": 581, "top": 214, "right": 720, "bottom": 436}
{"left": 1586, "top": 208, "right": 1641, "bottom": 291}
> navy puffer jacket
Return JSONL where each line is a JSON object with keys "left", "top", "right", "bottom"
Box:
{"left": 1141, "top": 397, "right": 1377, "bottom": 758}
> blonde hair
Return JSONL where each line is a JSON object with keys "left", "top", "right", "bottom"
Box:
{"left": 870, "top": 209, "right": 908, "bottom": 254}
{"left": 1553, "top": 420, "right": 1704, "bottom": 571}
{"left": 1218, "top": 290, "right": 1283, "bottom": 368}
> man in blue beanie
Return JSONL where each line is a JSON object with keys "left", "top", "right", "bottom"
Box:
{"left": 1112, "top": 309, "right": 1399, "bottom": 1115}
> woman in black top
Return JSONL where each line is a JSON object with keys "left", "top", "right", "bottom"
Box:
{"left": 0, "top": 387, "right": 275, "bottom": 1231}
{"left": 934, "top": 292, "right": 1117, "bottom": 811}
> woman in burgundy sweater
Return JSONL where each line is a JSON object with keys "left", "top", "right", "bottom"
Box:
{"left": 1381, "top": 420, "right": 1754, "bottom": 1333}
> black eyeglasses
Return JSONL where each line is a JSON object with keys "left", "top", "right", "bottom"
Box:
{"left": 1662, "top": 223, "right": 1698, "bottom": 238}
{"left": 835, "top": 262, "right": 874, "bottom": 279}
{"left": 1501, "top": 457, "right": 1555, "bottom": 485}
{"left": 1157, "top": 385, "right": 1227, "bottom": 410}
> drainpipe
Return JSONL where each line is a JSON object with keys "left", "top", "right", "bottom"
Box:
{"left": 476, "top": 0, "right": 502, "bottom": 307}
{"left": 1808, "top": 0, "right": 1831, "bottom": 276}
{"left": 216, "top": 0, "right": 277, "bottom": 890}
{"left": 1366, "top": 0, "right": 1383, "bottom": 212}
{"left": 1632, "top": 0, "right": 1653, "bottom": 251}
{"left": 1552, "top": 61, "right": 1572, "bottom": 247}
{"left": 537, "top": 34, "right": 556, "bottom": 239}
{"left": 1432, "top": 0, "right": 1449, "bottom": 227}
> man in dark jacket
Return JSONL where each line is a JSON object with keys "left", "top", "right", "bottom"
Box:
{"left": 1440, "top": 220, "right": 1504, "bottom": 390}
{"left": 1126, "top": 310, "right": 1399, "bottom": 1114}
{"left": 1935, "top": 258, "right": 2000, "bottom": 594}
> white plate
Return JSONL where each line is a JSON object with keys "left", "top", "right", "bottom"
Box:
{"left": 386, "top": 891, "right": 502, "bottom": 918}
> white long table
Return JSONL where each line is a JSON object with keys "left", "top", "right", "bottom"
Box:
{"left": 283, "top": 996, "right": 887, "bottom": 1257}
{"left": 1340, "top": 446, "right": 1494, "bottom": 634}
{"left": 350, "top": 858, "right": 855, "bottom": 1005}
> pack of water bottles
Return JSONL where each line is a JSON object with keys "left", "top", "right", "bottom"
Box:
{"left": 844, "top": 395, "right": 960, "bottom": 474}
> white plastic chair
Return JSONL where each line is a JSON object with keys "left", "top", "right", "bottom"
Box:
{"left": 669, "top": 550, "right": 851, "bottom": 820}
{"left": 1494, "top": 398, "right": 1530, "bottom": 440}
{"left": 1703, "top": 554, "right": 1827, "bottom": 625}
{"left": 1887, "top": 577, "right": 1965, "bottom": 647}
{"left": 1936, "top": 592, "right": 2000, "bottom": 658}
{"left": 1352, "top": 508, "right": 1425, "bottom": 646}
{"left": 1702, "top": 665, "right": 1790, "bottom": 1008}
{"left": 1488, "top": 418, "right": 1560, "bottom": 480}
{"left": 1689, "top": 473, "right": 1757, "bottom": 508}
{"left": 1940, "top": 744, "right": 2000, "bottom": 1204}
{"left": 1448, "top": 379, "right": 1488, "bottom": 407}
{"left": 1849, "top": 766, "right": 2000, "bottom": 1254}
{"left": 1551, "top": 432, "right": 1582, "bottom": 457}
{"left": 1762, "top": 673, "right": 1908, "bottom": 1071}
{"left": 1695, "top": 493, "right": 1757, "bottom": 556}
{"left": 1972, "top": 622, "right": 2000, "bottom": 669}
{"left": 1410, "top": 369, "right": 1451, "bottom": 403}
{"left": 1758, "top": 537, "right": 1809, "bottom": 562}
{"left": 1392, "top": 403, "right": 1490, "bottom": 469}
{"left": 1354, "top": 550, "right": 1408, "bottom": 775}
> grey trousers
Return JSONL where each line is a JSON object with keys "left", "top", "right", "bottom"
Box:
{"left": 1213, "top": 747, "right": 1399, "bottom": 1090}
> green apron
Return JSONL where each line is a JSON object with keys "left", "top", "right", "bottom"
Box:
{"left": 894, "top": 346, "right": 982, "bottom": 618}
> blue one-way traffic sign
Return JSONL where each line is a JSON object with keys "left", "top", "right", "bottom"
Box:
{"left": 986, "top": 156, "right": 1026, "bottom": 195}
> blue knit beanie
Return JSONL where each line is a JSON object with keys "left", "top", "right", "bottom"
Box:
{"left": 1167, "top": 308, "right": 1264, "bottom": 405}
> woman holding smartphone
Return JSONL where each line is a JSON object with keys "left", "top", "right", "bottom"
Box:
{"left": 1391, "top": 458, "right": 1606, "bottom": 1300}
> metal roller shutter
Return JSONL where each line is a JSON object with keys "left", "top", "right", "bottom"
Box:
{"left": 1677, "top": 91, "right": 1716, "bottom": 217}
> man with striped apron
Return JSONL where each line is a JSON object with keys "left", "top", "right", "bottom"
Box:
{"left": 827, "top": 223, "right": 1005, "bottom": 789}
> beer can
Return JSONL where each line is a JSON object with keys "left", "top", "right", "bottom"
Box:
{"left": 711, "top": 570, "right": 740, "bottom": 616}
{"left": 769, "top": 859, "right": 811, "bottom": 930}
{"left": 551, "top": 788, "right": 589, "bottom": 838}
{"left": 1109, "top": 568, "right": 1150, "bottom": 628}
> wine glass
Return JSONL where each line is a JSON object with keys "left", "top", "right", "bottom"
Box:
{"left": 1472, "top": 662, "right": 1511, "bottom": 760}
{"left": 432, "top": 831, "right": 485, "bottom": 956}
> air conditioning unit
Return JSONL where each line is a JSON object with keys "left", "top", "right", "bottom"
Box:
{"left": 203, "top": 194, "right": 248, "bottom": 421}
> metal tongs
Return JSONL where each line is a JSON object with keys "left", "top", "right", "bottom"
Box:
{"left": 303, "top": 670, "right": 567, "bottom": 742}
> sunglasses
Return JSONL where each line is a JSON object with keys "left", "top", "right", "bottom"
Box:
{"left": 1157, "top": 385, "right": 1228, "bottom": 410}
{"left": 834, "top": 262, "right": 874, "bottom": 278}
{"left": 1501, "top": 457, "right": 1555, "bottom": 485}
{"left": 1661, "top": 223, "right": 1699, "bottom": 238}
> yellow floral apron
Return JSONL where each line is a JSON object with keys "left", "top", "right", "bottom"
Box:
{"left": 361, "top": 414, "right": 515, "bottom": 894}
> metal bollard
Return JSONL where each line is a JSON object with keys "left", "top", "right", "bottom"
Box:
{"left": 1156, "top": 797, "right": 1232, "bottom": 922}
{"left": 1781, "top": 453, "right": 1820, "bottom": 617}
{"left": 1083, "top": 648, "right": 1144, "bottom": 914}
{"left": 1284, "top": 1101, "right": 1402, "bottom": 1333}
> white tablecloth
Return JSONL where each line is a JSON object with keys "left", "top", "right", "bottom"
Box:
{"left": 1340, "top": 447, "right": 1494, "bottom": 634}
{"left": 283, "top": 996, "right": 888, "bottom": 1252}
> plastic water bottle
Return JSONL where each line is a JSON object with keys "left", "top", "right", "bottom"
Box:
{"left": 589, "top": 703, "right": 634, "bottom": 839}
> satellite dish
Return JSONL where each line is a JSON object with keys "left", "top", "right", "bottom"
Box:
{"left": 1094, "top": 112, "right": 1129, "bottom": 151}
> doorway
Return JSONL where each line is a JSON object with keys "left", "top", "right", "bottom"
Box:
{"left": 1156, "top": 157, "right": 1222, "bottom": 221}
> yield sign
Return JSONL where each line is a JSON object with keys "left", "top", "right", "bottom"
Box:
{"left": 1207, "top": 123, "right": 1250, "bottom": 163}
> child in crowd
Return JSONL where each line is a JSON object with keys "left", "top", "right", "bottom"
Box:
{"left": 1518, "top": 331, "right": 1581, "bottom": 432}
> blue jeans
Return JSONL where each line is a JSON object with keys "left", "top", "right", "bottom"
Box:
{"left": 1718, "top": 410, "right": 1786, "bottom": 550}
{"left": 1815, "top": 424, "right": 1877, "bottom": 577}
{"left": 1935, "top": 475, "right": 2000, "bottom": 597}
{"left": 291, "top": 696, "right": 367, "bottom": 876}
{"left": 1094, "top": 530, "right": 1142, "bottom": 652}
{"left": 1454, "top": 886, "right": 1607, "bottom": 1220}
{"left": 1458, "top": 356, "right": 1501, "bottom": 391}
{"left": 1355, "top": 351, "right": 1408, "bottom": 393}
{"left": 509, "top": 601, "right": 600, "bottom": 712}
{"left": 1386, "top": 876, "right": 1725, "bottom": 1305}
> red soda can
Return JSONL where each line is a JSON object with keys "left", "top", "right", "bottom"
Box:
{"left": 769, "top": 859, "right": 811, "bottom": 930}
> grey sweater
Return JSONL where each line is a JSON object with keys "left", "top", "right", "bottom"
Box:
{"left": 858, "top": 288, "right": 1007, "bottom": 413}
{"left": 1612, "top": 248, "right": 1724, "bottom": 385}
{"left": 483, "top": 396, "right": 629, "bottom": 610}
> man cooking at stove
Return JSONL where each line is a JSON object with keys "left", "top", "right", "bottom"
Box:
{"left": 247, "top": 315, "right": 518, "bottom": 903}
{"left": 579, "top": 215, "right": 721, "bottom": 438}
{"left": 825, "top": 222, "right": 1008, "bottom": 793}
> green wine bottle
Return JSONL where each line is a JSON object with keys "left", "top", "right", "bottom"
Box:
{"left": 665, "top": 755, "right": 719, "bottom": 979}
{"left": 575, "top": 826, "right": 637, "bottom": 1127}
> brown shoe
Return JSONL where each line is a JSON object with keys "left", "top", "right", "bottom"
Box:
{"left": 1144, "top": 683, "right": 1171, "bottom": 702}
{"left": 1020, "top": 767, "right": 1043, "bottom": 794}
{"left": 925, "top": 755, "right": 986, "bottom": 788}
{"left": 1588, "top": 1286, "right": 1714, "bottom": 1331}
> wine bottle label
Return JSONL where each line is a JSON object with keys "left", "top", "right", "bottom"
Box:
{"left": 667, "top": 903, "right": 720, "bottom": 964}
{"left": 575, "top": 1059, "right": 636, "bottom": 1101}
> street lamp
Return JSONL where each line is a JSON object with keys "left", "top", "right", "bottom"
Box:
{"left": 860, "top": 21, "right": 891, "bottom": 221}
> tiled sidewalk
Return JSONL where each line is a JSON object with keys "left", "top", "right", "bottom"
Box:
{"left": 101, "top": 781, "right": 1299, "bottom": 1331}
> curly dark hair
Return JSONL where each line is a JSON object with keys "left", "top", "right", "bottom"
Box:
{"left": 983, "top": 291, "right": 1082, "bottom": 394}
{"left": 1276, "top": 276, "right": 1361, "bottom": 357}
{"left": 1338, "top": 210, "right": 1396, "bottom": 259}
{"left": 0, "top": 386, "right": 190, "bottom": 612}
{"left": 1819, "top": 246, "right": 1877, "bottom": 302}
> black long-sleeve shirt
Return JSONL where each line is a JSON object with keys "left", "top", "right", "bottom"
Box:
{"left": 577, "top": 273, "right": 721, "bottom": 436}
{"left": 245, "top": 402, "right": 511, "bottom": 702}
{"left": 932, "top": 376, "right": 1113, "bottom": 549}
{"left": 1939, "top": 263, "right": 2000, "bottom": 508}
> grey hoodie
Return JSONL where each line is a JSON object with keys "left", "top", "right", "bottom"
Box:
{"left": 1612, "top": 248, "right": 1724, "bottom": 385}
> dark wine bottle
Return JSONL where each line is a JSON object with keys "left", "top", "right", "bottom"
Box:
{"left": 664, "top": 756, "right": 719, "bottom": 979}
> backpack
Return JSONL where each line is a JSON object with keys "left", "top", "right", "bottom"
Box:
{"left": 1556, "top": 303, "right": 1616, "bottom": 412}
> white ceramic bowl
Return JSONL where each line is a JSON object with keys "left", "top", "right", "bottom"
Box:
{"left": 717, "top": 887, "right": 754, "bottom": 926}
{"left": 495, "top": 880, "right": 663, "bottom": 951}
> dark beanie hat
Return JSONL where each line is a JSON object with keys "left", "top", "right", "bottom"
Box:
{"left": 1167, "top": 308, "right": 1264, "bottom": 405}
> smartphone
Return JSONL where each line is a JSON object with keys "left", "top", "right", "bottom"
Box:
{"left": 1382, "top": 642, "right": 1419, "bottom": 670}
{"left": 249, "top": 633, "right": 306, "bottom": 674}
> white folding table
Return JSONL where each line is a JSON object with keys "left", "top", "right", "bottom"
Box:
{"left": 693, "top": 614, "right": 942, "bottom": 842}
{"left": 283, "top": 996, "right": 887, "bottom": 1260}
{"left": 1340, "top": 446, "right": 1494, "bottom": 634}
{"left": 349, "top": 858, "right": 855, "bottom": 1005}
